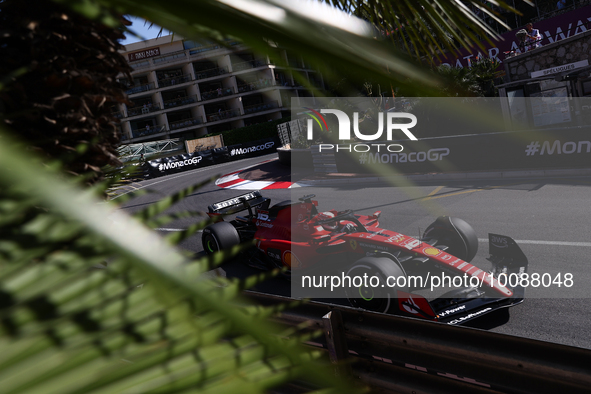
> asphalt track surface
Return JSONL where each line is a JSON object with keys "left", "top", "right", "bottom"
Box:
{"left": 118, "top": 154, "right": 591, "bottom": 350}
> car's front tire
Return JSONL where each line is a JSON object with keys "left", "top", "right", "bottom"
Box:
{"left": 422, "top": 216, "right": 479, "bottom": 262}
{"left": 202, "top": 222, "right": 240, "bottom": 255}
{"left": 345, "top": 256, "right": 407, "bottom": 313}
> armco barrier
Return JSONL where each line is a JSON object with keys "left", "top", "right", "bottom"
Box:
{"left": 246, "top": 291, "right": 591, "bottom": 394}
{"left": 334, "top": 127, "right": 591, "bottom": 174}
{"left": 142, "top": 137, "right": 279, "bottom": 179}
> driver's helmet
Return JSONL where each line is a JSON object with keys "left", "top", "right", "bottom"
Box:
{"left": 342, "top": 223, "right": 356, "bottom": 233}
{"left": 318, "top": 211, "right": 338, "bottom": 231}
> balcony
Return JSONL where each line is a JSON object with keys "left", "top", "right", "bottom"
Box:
{"left": 232, "top": 60, "right": 266, "bottom": 71}
{"left": 169, "top": 116, "right": 204, "bottom": 131}
{"left": 130, "top": 60, "right": 151, "bottom": 70}
{"left": 194, "top": 66, "right": 228, "bottom": 80}
{"left": 112, "top": 111, "right": 125, "bottom": 119}
{"left": 243, "top": 101, "right": 278, "bottom": 115}
{"left": 287, "top": 58, "right": 303, "bottom": 68}
{"left": 126, "top": 103, "right": 161, "bottom": 118}
{"left": 189, "top": 43, "right": 222, "bottom": 56}
{"left": 162, "top": 95, "right": 198, "bottom": 110}
{"left": 158, "top": 74, "right": 192, "bottom": 88}
{"left": 237, "top": 79, "right": 272, "bottom": 93}
{"left": 232, "top": 59, "right": 266, "bottom": 72}
{"left": 206, "top": 108, "right": 240, "bottom": 122}
{"left": 153, "top": 51, "right": 187, "bottom": 65}
{"left": 201, "top": 86, "right": 236, "bottom": 101}
{"left": 125, "top": 82, "right": 155, "bottom": 95}
{"left": 187, "top": 39, "right": 241, "bottom": 56}
{"left": 131, "top": 124, "right": 167, "bottom": 139}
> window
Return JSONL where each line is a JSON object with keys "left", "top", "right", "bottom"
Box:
{"left": 507, "top": 88, "right": 527, "bottom": 126}
{"left": 582, "top": 79, "right": 591, "bottom": 96}
{"left": 530, "top": 87, "right": 571, "bottom": 127}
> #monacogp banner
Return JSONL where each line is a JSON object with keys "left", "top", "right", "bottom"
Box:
{"left": 334, "top": 128, "right": 591, "bottom": 175}
{"left": 143, "top": 137, "right": 279, "bottom": 178}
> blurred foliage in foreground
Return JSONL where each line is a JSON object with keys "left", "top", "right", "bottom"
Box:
{"left": 0, "top": 130, "right": 356, "bottom": 393}
{"left": 0, "top": 0, "right": 132, "bottom": 186}
{"left": 0, "top": 0, "right": 519, "bottom": 392}
{"left": 0, "top": 1, "right": 363, "bottom": 391}
{"left": 436, "top": 57, "right": 503, "bottom": 97}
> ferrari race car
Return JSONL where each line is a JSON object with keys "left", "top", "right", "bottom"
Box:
{"left": 202, "top": 191, "right": 529, "bottom": 325}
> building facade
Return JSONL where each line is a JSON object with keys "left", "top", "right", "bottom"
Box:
{"left": 115, "top": 35, "right": 324, "bottom": 143}
{"left": 499, "top": 28, "right": 591, "bottom": 96}
{"left": 441, "top": 3, "right": 591, "bottom": 69}
{"left": 495, "top": 26, "right": 591, "bottom": 130}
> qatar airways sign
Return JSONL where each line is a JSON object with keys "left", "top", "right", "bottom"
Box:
{"left": 440, "top": 6, "right": 591, "bottom": 68}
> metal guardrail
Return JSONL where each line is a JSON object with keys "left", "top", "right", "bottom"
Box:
{"left": 118, "top": 138, "right": 182, "bottom": 162}
{"left": 238, "top": 79, "right": 273, "bottom": 92}
{"left": 531, "top": 1, "right": 591, "bottom": 23}
{"left": 206, "top": 108, "right": 240, "bottom": 122}
{"left": 112, "top": 111, "right": 124, "bottom": 119}
{"left": 131, "top": 124, "right": 166, "bottom": 139}
{"left": 126, "top": 103, "right": 161, "bottom": 118}
{"left": 201, "top": 87, "right": 235, "bottom": 101}
{"left": 189, "top": 43, "right": 223, "bottom": 56}
{"left": 125, "top": 82, "right": 156, "bottom": 95}
{"left": 163, "top": 95, "right": 198, "bottom": 109}
{"left": 158, "top": 74, "right": 192, "bottom": 88}
{"left": 232, "top": 59, "right": 267, "bottom": 72}
{"left": 169, "top": 116, "right": 203, "bottom": 130}
{"left": 243, "top": 101, "right": 278, "bottom": 115}
{"left": 153, "top": 51, "right": 187, "bottom": 65}
{"left": 194, "top": 66, "right": 228, "bottom": 80}
{"left": 130, "top": 60, "right": 151, "bottom": 70}
{"left": 246, "top": 291, "right": 591, "bottom": 394}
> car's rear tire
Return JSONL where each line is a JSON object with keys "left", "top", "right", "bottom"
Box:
{"left": 422, "top": 216, "right": 478, "bottom": 262}
{"left": 202, "top": 222, "right": 240, "bottom": 255}
{"left": 345, "top": 256, "right": 407, "bottom": 314}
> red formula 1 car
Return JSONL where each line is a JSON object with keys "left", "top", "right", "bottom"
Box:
{"left": 202, "top": 191, "right": 528, "bottom": 325}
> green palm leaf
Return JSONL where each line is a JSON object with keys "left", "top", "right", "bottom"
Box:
{"left": 53, "top": 0, "right": 522, "bottom": 94}
{"left": 0, "top": 128, "right": 357, "bottom": 393}
{"left": 0, "top": 0, "right": 528, "bottom": 391}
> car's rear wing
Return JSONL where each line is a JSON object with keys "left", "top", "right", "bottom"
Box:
{"left": 207, "top": 190, "right": 270, "bottom": 217}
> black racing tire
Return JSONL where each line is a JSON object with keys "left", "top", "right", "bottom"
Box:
{"left": 423, "top": 216, "right": 479, "bottom": 262}
{"left": 202, "top": 222, "right": 240, "bottom": 255}
{"left": 345, "top": 256, "right": 407, "bottom": 314}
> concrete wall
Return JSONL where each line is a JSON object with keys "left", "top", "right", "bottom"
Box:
{"left": 504, "top": 29, "right": 591, "bottom": 82}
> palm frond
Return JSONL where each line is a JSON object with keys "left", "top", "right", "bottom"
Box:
{"left": 0, "top": 127, "right": 358, "bottom": 393}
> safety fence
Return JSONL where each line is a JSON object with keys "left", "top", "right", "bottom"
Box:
{"left": 331, "top": 127, "right": 591, "bottom": 175}
{"left": 246, "top": 291, "right": 591, "bottom": 394}
{"left": 118, "top": 139, "right": 183, "bottom": 163}
{"left": 140, "top": 137, "right": 279, "bottom": 179}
